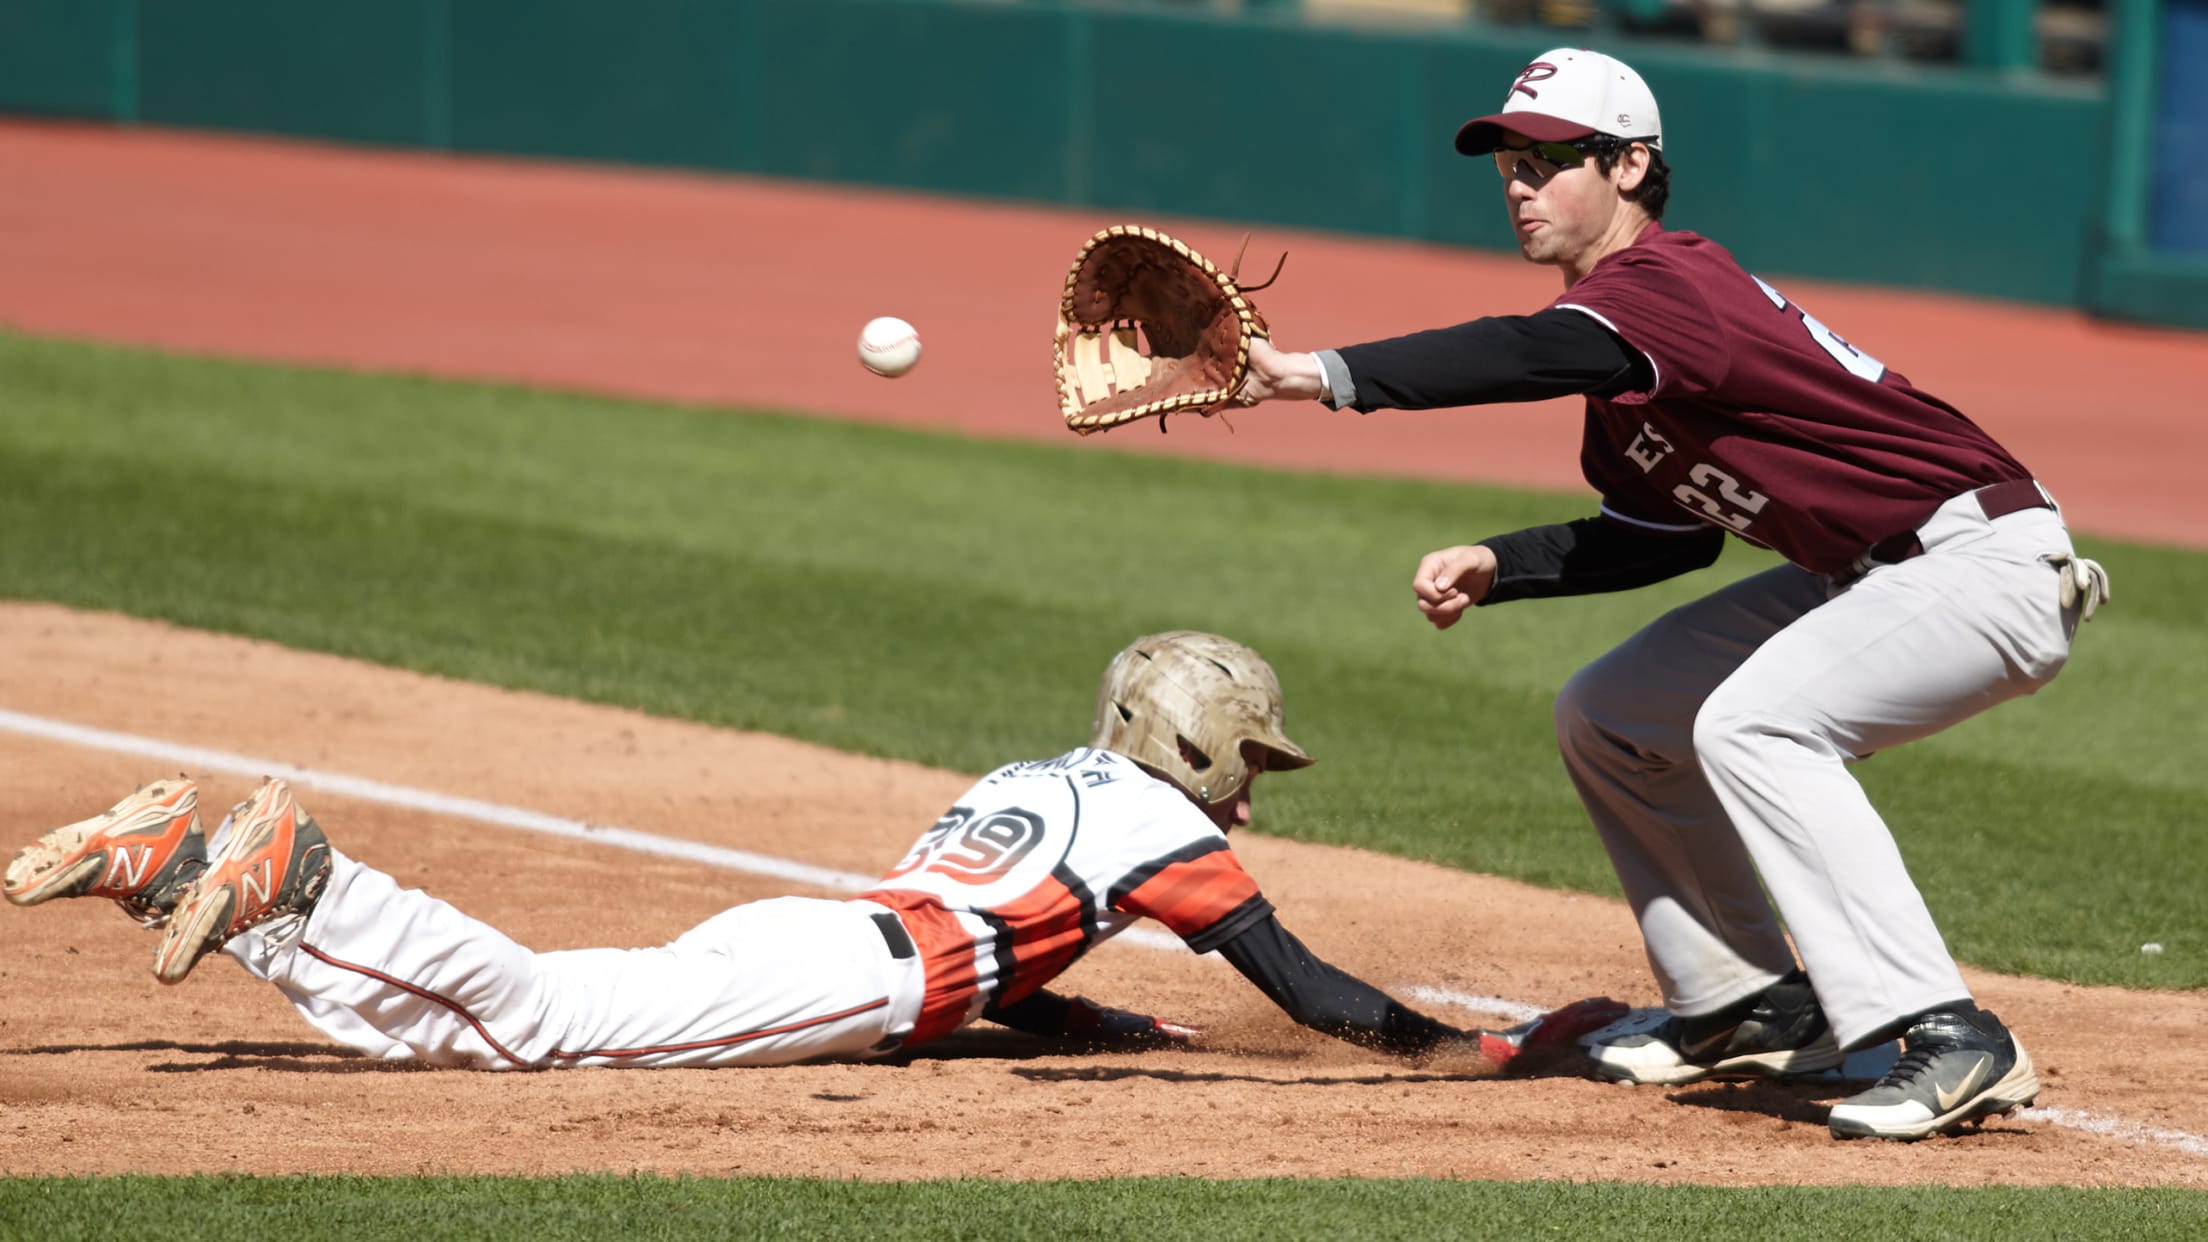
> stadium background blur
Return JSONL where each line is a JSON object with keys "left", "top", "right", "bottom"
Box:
{"left": 2, "top": 0, "right": 2202, "bottom": 329}
{"left": 5, "top": 2, "right": 2208, "bottom": 1222}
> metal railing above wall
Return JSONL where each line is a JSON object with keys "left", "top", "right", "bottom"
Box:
{"left": 2083, "top": 0, "right": 2208, "bottom": 327}
{"left": 1137, "top": 0, "right": 2110, "bottom": 75}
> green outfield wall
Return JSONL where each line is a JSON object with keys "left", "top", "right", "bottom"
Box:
{"left": 1, "top": 0, "right": 2192, "bottom": 322}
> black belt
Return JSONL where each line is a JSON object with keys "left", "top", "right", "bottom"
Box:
{"left": 862, "top": 910, "right": 916, "bottom": 1056}
{"left": 1851, "top": 479, "right": 2053, "bottom": 577}
{"left": 870, "top": 911, "right": 916, "bottom": 960}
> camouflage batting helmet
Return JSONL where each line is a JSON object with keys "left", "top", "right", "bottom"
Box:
{"left": 1089, "top": 631, "right": 1314, "bottom": 807}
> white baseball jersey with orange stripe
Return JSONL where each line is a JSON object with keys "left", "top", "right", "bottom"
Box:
{"left": 224, "top": 748, "right": 1261, "bottom": 1068}
{"left": 855, "top": 747, "right": 1266, "bottom": 1045}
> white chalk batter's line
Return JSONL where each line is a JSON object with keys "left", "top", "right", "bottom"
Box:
{"left": 4, "top": 706, "right": 2200, "bottom": 1161}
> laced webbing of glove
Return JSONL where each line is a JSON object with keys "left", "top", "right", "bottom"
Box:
{"left": 1054, "top": 225, "right": 1280, "bottom": 436}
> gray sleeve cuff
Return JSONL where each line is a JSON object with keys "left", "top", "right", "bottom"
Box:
{"left": 1314, "top": 349, "right": 1357, "bottom": 411}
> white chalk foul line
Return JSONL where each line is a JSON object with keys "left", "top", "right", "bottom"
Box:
{"left": 0, "top": 708, "right": 1186, "bottom": 950}
{"left": 2024, "top": 1108, "right": 2208, "bottom": 1158}
{"left": 5, "top": 706, "right": 2203, "bottom": 1159}
{"left": 0, "top": 708, "right": 869, "bottom": 890}
{"left": 1402, "top": 985, "right": 1545, "bottom": 1026}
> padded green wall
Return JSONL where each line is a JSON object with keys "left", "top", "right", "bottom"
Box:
{"left": 0, "top": 0, "right": 2119, "bottom": 310}
{"left": 754, "top": 1, "right": 1073, "bottom": 199}
{"left": 450, "top": 0, "right": 753, "bottom": 169}
{"left": 139, "top": 0, "right": 441, "bottom": 146}
{"left": 0, "top": 0, "right": 133, "bottom": 117}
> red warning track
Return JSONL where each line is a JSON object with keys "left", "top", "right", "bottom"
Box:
{"left": 3, "top": 119, "right": 2201, "bottom": 547}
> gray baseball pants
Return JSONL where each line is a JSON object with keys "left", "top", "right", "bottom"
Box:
{"left": 1554, "top": 489, "right": 2082, "bottom": 1049}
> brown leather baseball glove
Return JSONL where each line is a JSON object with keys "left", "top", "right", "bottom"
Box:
{"left": 1054, "top": 225, "right": 1283, "bottom": 436}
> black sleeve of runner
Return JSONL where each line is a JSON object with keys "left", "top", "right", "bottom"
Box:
{"left": 1477, "top": 517, "right": 1726, "bottom": 606}
{"left": 981, "top": 989, "right": 1073, "bottom": 1036}
{"left": 1213, "top": 913, "right": 1462, "bottom": 1055}
{"left": 1330, "top": 308, "right": 1650, "bottom": 412}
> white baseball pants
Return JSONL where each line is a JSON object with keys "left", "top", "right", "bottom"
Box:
{"left": 1554, "top": 489, "right": 2083, "bottom": 1049}
{"left": 226, "top": 854, "right": 927, "bottom": 1069}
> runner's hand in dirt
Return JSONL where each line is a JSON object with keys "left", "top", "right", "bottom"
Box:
{"left": 1061, "top": 996, "right": 1202, "bottom": 1050}
{"left": 1415, "top": 545, "right": 1500, "bottom": 630}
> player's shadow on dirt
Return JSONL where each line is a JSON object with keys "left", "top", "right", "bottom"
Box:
{"left": 884, "top": 1029, "right": 1561, "bottom": 1082}
{"left": 1663, "top": 1079, "right": 1841, "bottom": 1125}
{"left": 1661, "top": 1042, "right": 1906, "bottom": 1126}
{"left": 875, "top": 1028, "right": 1124, "bottom": 1064}
{"left": 1665, "top": 1079, "right": 2036, "bottom": 1141}
{"left": 14, "top": 1039, "right": 429, "bottom": 1073}
{"left": 1012, "top": 1065, "right": 1499, "bottom": 1088}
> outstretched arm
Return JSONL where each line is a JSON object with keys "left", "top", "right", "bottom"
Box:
{"left": 1212, "top": 912, "right": 1462, "bottom": 1055}
{"left": 1213, "top": 914, "right": 1631, "bottom": 1067}
{"left": 1239, "top": 310, "right": 1649, "bottom": 412}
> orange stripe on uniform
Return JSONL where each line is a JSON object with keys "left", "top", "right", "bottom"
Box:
{"left": 976, "top": 876, "right": 1089, "bottom": 1007}
{"left": 1115, "top": 855, "right": 1261, "bottom": 940}
{"left": 853, "top": 889, "right": 978, "bottom": 1045}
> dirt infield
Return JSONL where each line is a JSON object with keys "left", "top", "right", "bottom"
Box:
{"left": 0, "top": 122, "right": 2204, "bottom": 1185}
{"left": 2, "top": 605, "right": 2204, "bottom": 1185}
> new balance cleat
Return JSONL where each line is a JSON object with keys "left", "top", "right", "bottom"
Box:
{"left": 1586, "top": 969, "right": 1843, "bottom": 1085}
{"left": 153, "top": 779, "right": 332, "bottom": 985}
{"left": 5, "top": 778, "right": 206, "bottom": 925}
{"left": 1827, "top": 1007, "right": 2039, "bottom": 1140}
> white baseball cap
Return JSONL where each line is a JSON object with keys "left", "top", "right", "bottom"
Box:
{"left": 1454, "top": 48, "right": 1663, "bottom": 155}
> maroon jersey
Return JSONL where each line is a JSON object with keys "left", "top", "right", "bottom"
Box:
{"left": 1553, "top": 224, "right": 2030, "bottom": 575}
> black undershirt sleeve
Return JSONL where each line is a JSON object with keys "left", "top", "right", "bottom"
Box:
{"left": 1213, "top": 912, "right": 1462, "bottom": 1055}
{"left": 980, "top": 989, "right": 1075, "bottom": 1037}
{"left": 1330, "top": 308, "right": 1650, "bottom": 412}
{"left": 1478, "top": 517, "right": 1725, "bottom": 605}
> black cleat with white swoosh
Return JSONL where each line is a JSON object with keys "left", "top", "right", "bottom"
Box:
{"left": 1828, "top": 1006, "right": 2039, "bottom": 1140}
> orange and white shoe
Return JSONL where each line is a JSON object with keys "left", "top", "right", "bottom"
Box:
{"left": 153, "top": 779, "right": 332, "bottom": 985}
{"left": 4, "top": 778, "right": 207, "bottom": 925}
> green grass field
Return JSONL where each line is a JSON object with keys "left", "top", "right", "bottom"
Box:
{"left": 2, "top": 332, "right": 2201, "bottom": 987}
{"left": 3, "top": 1175, "right": 2206, "bottom": 1240}
{"left": 3, "top": 331, "right": 2203, "bottom": 1227}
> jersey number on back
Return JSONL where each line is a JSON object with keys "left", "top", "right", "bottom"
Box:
{"left": 880, "top": 806, "right": 1046, "bottom": 886}
{"left": 1754, "top": 276, "right": 1887, "bottom": 383}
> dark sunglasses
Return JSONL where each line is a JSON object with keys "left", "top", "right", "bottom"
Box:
{"left": 1492, "top": 136, "right": 1640, "bottom": 183}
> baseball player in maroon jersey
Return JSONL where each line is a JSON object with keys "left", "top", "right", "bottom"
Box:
{"left": 1232, "top": 48, "right": 2111, "bottom": 1140}
{"left": 5, "top": 631, "right": 1615, "bottom": 1071}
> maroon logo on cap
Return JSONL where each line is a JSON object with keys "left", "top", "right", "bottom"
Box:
{"left": 1511, "top": 62, "right": 1558, "bottom": 101}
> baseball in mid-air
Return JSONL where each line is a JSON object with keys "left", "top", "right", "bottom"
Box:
{"left": 858, "top": 316, "right": 922, "bottom": 378}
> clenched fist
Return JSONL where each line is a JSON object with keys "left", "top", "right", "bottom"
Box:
{"left": 1413, "top": 545, "right": 1499, "bottom": 630}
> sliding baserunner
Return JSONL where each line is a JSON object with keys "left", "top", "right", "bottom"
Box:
{"left": 7, "top": 630, "right": 1612, "bottom": 1069}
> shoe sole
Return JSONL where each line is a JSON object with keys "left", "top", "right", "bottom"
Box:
{"left": 1591, "top": 1034, "right": 1846, "bottom": 1086}
{"left": 3, "top": 782, "right": 199, "bottom": 907}
{"left": 1827, "top": 1049, "right": 2041, "bottom": 1141}
{"left": 153, "top": 781, "right": 328, "bottom": 985}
